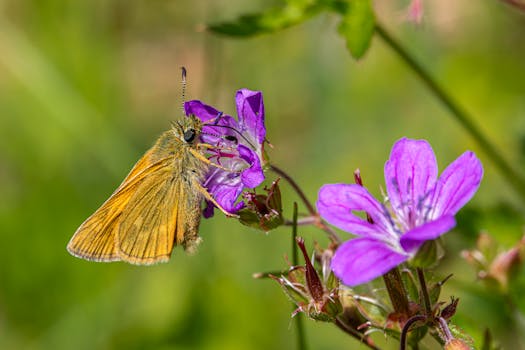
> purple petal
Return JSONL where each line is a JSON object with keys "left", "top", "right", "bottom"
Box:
{"left": 184, "top": 100, "right": 220, "bottom": 122}
{"left": 204, "top": 168, "right": 245, "bottom": 215}
{"left": 430, "top": 151, "right": 483, "bottom": 217}
{"left": 201, "top": 115, "right": 239, "bottom": 146}
{"left": 238, "top": 145, "right": 265, "bottom": 188}
{"left": 399, "top": 215, "right": 456, "bottom": 253}
{"left": 331, "top": 238, "right": 408, "bottom": 286}
{"left": 202, "top": 202, "right": 215, "bottom": 218}
{"left": 236, "top": 89, "right": 266, "bottom": 145}
{"left": 317, "top": 184, "right": 394, "bottom": 237}
{"left": 384, "top": 138, "right": 438, "bottom": 219}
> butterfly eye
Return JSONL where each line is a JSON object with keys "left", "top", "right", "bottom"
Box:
{"left": 183, "top": 128, "right": 196, "bottom": 143}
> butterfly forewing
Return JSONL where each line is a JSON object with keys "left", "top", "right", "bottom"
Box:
{"left": 67, "top": 148, "right": 173, "bottom": 262}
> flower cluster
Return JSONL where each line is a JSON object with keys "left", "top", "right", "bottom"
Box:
{"left": 185, "top": 89, "right": 266, "bottom": 217}
{"left": 187, "top": 89, "right": 487, "bottom": 347}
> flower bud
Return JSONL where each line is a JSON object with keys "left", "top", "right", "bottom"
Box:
{"left": 271, "top": 238, "right": 342, "bottom": 322}
{"left": 440, "top": 298, "right": 459, "bottom": 320}
{"left": 238, "top": 178, "right": 283, "bottom": 232}
{"left": 462, "top": 233, "right": 525, "bottom": 292}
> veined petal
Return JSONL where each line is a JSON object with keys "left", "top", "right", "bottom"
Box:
{"left": 184, "top": 100, "right": 220, "bottom": 122}
{"left": 236, "top": 89, "right": 266, "bottom": 146}
{"left": 399, "top": 215, "right": 456, "bottom": 253}
{"left": 430, "top": 151, "right": 483, "bottom": 217}
{"left": 332, "top": 238, "right": 408, "bottom": 286}
{"left": 384, "top": 138, "right": 438, "bottom": 220}
{"left": 201, "top": 115, "right": 239, "bottom": 146}
{"left": 204, "top": 168, "right": 245, "bottom": 216}
{"left": 238, "top": 145, "right": 265, "bottom": 188}
{"left": 317, "top": 184, "right": 394, "bottom": 237}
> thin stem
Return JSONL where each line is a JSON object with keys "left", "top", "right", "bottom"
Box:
{"left": 284, "top": 216, "right": 319, "bottom": 226}
{"left": 416, "top": 268, "right": 432, "bottom": 316}
{"left": 295, "top": 313, "right": 307, "bottom": 350}
{"left": 375, "top": 23, "right": 525, "bottom": 203}
{"left": 400, "top": 315, "right": 426, "bottom": 350}
{"left": 270, "top": 164, "right": 342, "bottom": 244}
{"left": 292, "top": 202, "right": 307, "bottom": 350}
{"left": 316, "top": 221, "right": 342, "bottom": 244}
{"left": 383, "top": 267, "right": 410, "bottom": 316}
{"left": 437, "top": 317, "right": 453, "bottom": 343}
{"left": 334, "top": 317, "right": 381, "bottom": 350}
{"left": 292, "top": 202, "right": 300, "bottom": 266}
{"left": 252, "top": 270, "right": 288, "bottom": 279}
{"left": 270, "top": 164, "right": 316, "bottom": 215}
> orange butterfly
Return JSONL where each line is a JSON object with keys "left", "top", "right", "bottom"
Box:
{"left": 67, "top": 115, "right": 236, "bottom": 265}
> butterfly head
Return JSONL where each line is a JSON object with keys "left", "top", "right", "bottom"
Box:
{"left": 172, "top": 115, "right": 203, "bottom": 145}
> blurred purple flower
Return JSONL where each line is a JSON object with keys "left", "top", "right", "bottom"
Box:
{"left": 184, "top": 89, "right": 266, "bottom": 217}
{"left": 406, "top": 0, "right": 423, "bottom": 24}
{"left": 317, "top": 138, "right": 483, "bottom": 286}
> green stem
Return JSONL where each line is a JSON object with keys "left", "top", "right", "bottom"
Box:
{"left": 292, "top": 202, "right": 307, "bottom": 350}
{"left": 292, "top": 202, "right": 300, "bottom": 267}
{"left": 416, "top": 268, "right": 432, "bottom": 316}
{"left": 375, "top": 23, "right": 525, "bottom": 203}
{"left": 383, "top": 267, "right": 410, "bottom": 316}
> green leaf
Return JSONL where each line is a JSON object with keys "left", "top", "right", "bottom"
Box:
{"left": 208, "top": 1, "right": 324, "bottom": 37}
{"left": 337, "top": 0, "right": 375, "bottom": 59}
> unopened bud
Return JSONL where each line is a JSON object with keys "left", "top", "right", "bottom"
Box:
{"left": 297, "top": 237, "right": 324, "bottom": 302}
{"left": 440, "top": 297, "right": 459, "bottom": 320}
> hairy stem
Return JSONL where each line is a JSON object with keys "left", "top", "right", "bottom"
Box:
{"left": 437, "top": 317, "right": 453, "bottom": 343}
{"left": 334, "top": 317, "right": 381, "bottom": 350}
{"left": 270, "top": 164, "right": 342, "bottom": 244}
{"left": 270, "top": 164, "right": 316, "bottom": 215}
{"left": 416, "top": 268, "right": 432, "bottom": 316}
{"left": 375, "top": 22, "right": 525, "bottom": 204}
{"left": 383, "top": 267, "right": 410, "bottom": 316}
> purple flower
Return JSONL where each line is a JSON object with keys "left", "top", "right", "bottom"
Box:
{"left": 184, "top": 89, "right": 266, "bottom": 216}
{"left": 317, "top": 138, "right": 483, "bottom": 286}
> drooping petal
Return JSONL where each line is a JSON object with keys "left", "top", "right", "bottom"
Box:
{"left": 238, "top": 145, "right": 265, "bottom": 188}
{"left": 203, "top": 168, "right": 245, "bottom": 217}
{"left": 331, "top": 238, "right": 408, "bottom": 286}
{"left": 399, "top": 215, "right": 456, "bottom": 253}
{"left": 384, "top": 138, "right": 438, "bottom": 220}
{"left": 184, "top": 100, "right": 221, "bottom": 122}
{"left": 317, "top": 184, "right": 394, "bottom": 238}
{"left": 430, "top": 151, "right": 483, "bottom": 217}
{"left": 236, "top": 89, "right": 266, "bottom": 146}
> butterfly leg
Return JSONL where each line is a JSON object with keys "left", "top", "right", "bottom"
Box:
{"left": 193, "top": 181, "right": 240, "bottom": 219}
{"left": 189, "top": 146, "right": 242, "bottom": 173}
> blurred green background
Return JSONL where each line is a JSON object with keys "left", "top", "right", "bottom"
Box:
{"left": 1, "top": 0, "right": 525, "bottom": 349}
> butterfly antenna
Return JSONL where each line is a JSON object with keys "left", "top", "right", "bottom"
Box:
{"left": 181, "top": 66, "right": 187, "bottom": 114}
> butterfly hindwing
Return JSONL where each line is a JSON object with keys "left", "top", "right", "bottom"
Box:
{"left": 115, "top": 167, "right": 178, "bottom": 265}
